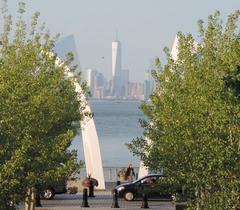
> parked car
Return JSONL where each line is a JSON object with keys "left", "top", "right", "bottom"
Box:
{"left": 115, "top": 174, "right": 191, "bottom": 201}
{"left": 41, "top": 180, "right": 67, "bottom": 200}
{"left": 41, "top": 177, "right": 99, "bottom": 200}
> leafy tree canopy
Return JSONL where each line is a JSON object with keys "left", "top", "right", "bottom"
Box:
{"left": 0, "top": 1, "right": 89, "bottom": 209}
{"left": 129, "top": 11, "right": 240, "bottom": 209}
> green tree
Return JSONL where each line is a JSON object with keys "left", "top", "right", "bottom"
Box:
{"left": 129, "top": 11, "right": 240, "bottom": 209}
{"left": 0, "top": 1, "right": 89, "bottom": 209}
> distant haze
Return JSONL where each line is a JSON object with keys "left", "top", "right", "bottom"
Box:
{"left": 4, "top": 0, "right": 240, "bottom": 82}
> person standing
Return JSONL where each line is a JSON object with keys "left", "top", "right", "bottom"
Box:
{"left": 117, "top": 168, "right": 126, "bottom": 182}
{"left": 125, "top": 164, "right": 135, "bottom": 183}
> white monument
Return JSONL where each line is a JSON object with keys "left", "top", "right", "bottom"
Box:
{"left": 171, "top": 34, "right": 198, "bottom": 62}
{"left": 171, "top": 35, "right": 179, "bottom": 61}
{"left": 138, "top": 161, "right": 149, "bottom": 179}
{"left": 55, "top": 56, "right": 105, "bottom": 190}
{"left": 138, "top": 36, "right": 181, "bottom": 178}
{"left": 138, "top": 136, "right": 150, "bottom": 178}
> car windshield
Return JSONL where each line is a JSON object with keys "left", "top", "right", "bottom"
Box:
{"left": 133, "top": 175, "right": 162, "bottom": 184}
{"left": 141, "top": 177, "right": 157, "bottom": 184}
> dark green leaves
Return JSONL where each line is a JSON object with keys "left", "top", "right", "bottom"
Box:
{"left": 130, "top": 11, "right": 240, "bottom": 209}
{"left": 0, "top": 1, "right": 88, "bottom": 208}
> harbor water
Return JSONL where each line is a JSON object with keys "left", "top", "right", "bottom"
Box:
{"left": 70, "top": 99, "right": 145, "bottom": 179}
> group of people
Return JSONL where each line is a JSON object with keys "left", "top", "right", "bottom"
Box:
{"left": 117, "top": 163, "right": 135, "bottom": 183}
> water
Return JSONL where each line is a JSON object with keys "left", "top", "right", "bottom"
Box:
{"left": 70, "top": 99, "right": 144, "bottom": 167}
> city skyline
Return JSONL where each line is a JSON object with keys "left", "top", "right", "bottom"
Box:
{"left": 5, "top": 0, "right": 240, "bottom": 82}
{"left": 78, "top": 37, "right": 154, "bottom": 100}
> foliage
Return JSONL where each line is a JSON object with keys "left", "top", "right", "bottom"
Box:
{"left": 129, "top": 11, "right": 240, "bottom": 209}
{"left": 0, "top": 1, "right": 88, "bottom": 209}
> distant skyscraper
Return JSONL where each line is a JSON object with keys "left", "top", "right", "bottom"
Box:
{"left": 144, "top": 67, "right": 155, "bottom": 101}
{"left": 111, "top": 40, "right": 122, "bottom": 96}
{"left": 85, "top": 68, "right": 93, "bottom": 87}
{"left": 121, "top": 69, "right": 129, "bottom": 97}
{"left": 54, "top": 34, "right": 81, "bottom": 72}
{"left": 121, "top": 69, "right": 129, "bottom": 85}
{"left": 82, "top": 68, "right": 108, "bottom": 99}
{"left": 128, "top": 82, "right": 144, "bottom": 100}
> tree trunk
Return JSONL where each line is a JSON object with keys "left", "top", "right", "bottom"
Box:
{"left": 25, "top": 188, "right": 36, "bottom": 210}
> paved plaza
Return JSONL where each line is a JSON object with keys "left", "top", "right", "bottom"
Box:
{"left": 31, "top": 191, "right": 176, "bottom": 210}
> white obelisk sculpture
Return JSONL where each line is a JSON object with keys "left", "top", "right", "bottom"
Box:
{"left": 55, "top": 57, "right": 105, "bottom": 190}
{"left": 138, "top": 160, "right": 149, "bottom": 179}
{"left": 81, "top": 103, "right": 105, "bottom": 190}
{"left": 138, "top": 136, "right": 150, "bottom": 178}
{"left": 171, "top": 35, "right": 179, "bottom": 61}
{"left": 139, "top": 36, "right": 180, "bottom": 178}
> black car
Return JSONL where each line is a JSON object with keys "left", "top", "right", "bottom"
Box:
{"left": 115, "top": 174, "right": 185, "bottom": 201}
{"left": 41, "top": 180, "right": 67, "bottom": 200}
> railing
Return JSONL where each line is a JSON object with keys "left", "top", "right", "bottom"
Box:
{"left": 79, "top": 166, "right": 139, "bottom": 182}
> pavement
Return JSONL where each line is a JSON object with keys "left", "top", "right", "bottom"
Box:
{"left": 18, "top": 182, "right": 178, "bottom": 210}
{"left": 31, "top": 192, "right": 175, "bottom": 210}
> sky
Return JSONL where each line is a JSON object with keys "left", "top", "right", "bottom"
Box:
{"left": 3, "top": 0, "right": 240, "bottom": 82}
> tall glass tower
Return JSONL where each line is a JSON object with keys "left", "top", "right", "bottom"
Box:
{"left": 111, "top": 40, "right": 122, "bottom": 96}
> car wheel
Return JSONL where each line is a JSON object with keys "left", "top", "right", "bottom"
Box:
{"left": 171, "top": 193, "right": 184, "bottom": 202}
{"left": 171, "top": 194, "right": 177, "bottom": 202}
{"left": 42, "top": 188, "right": 55, "bottom": 200}
{"left": 124, "top": 191, "right": 134, "bottom": 201}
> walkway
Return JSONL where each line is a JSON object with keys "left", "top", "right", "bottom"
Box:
{"left": 32, "top": 192, "right": 175, "bottom": 210}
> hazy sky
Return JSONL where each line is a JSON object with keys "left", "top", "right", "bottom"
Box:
{"left": 4, "top": 0, "right": 240, "bottom": 82}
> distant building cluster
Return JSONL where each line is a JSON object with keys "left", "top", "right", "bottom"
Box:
{"left": 82, "top": 39, "right": 155, "bottom": 100}
{"left": 55, "top": 35, "right": 155, "bottom": 100}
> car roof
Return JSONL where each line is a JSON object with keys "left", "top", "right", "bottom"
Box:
{"left": 141, "top": 174, "right": 164, "bottom": 178}
{"left": 131, "top": 174, "right": 164, "bottom": 183}
{"left": 116, "top": 174, "right": 165, "bottom": 187}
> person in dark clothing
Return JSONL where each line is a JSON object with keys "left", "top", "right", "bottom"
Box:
{"left": 125, "top": 163, "right": 135, "bottom": 182}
